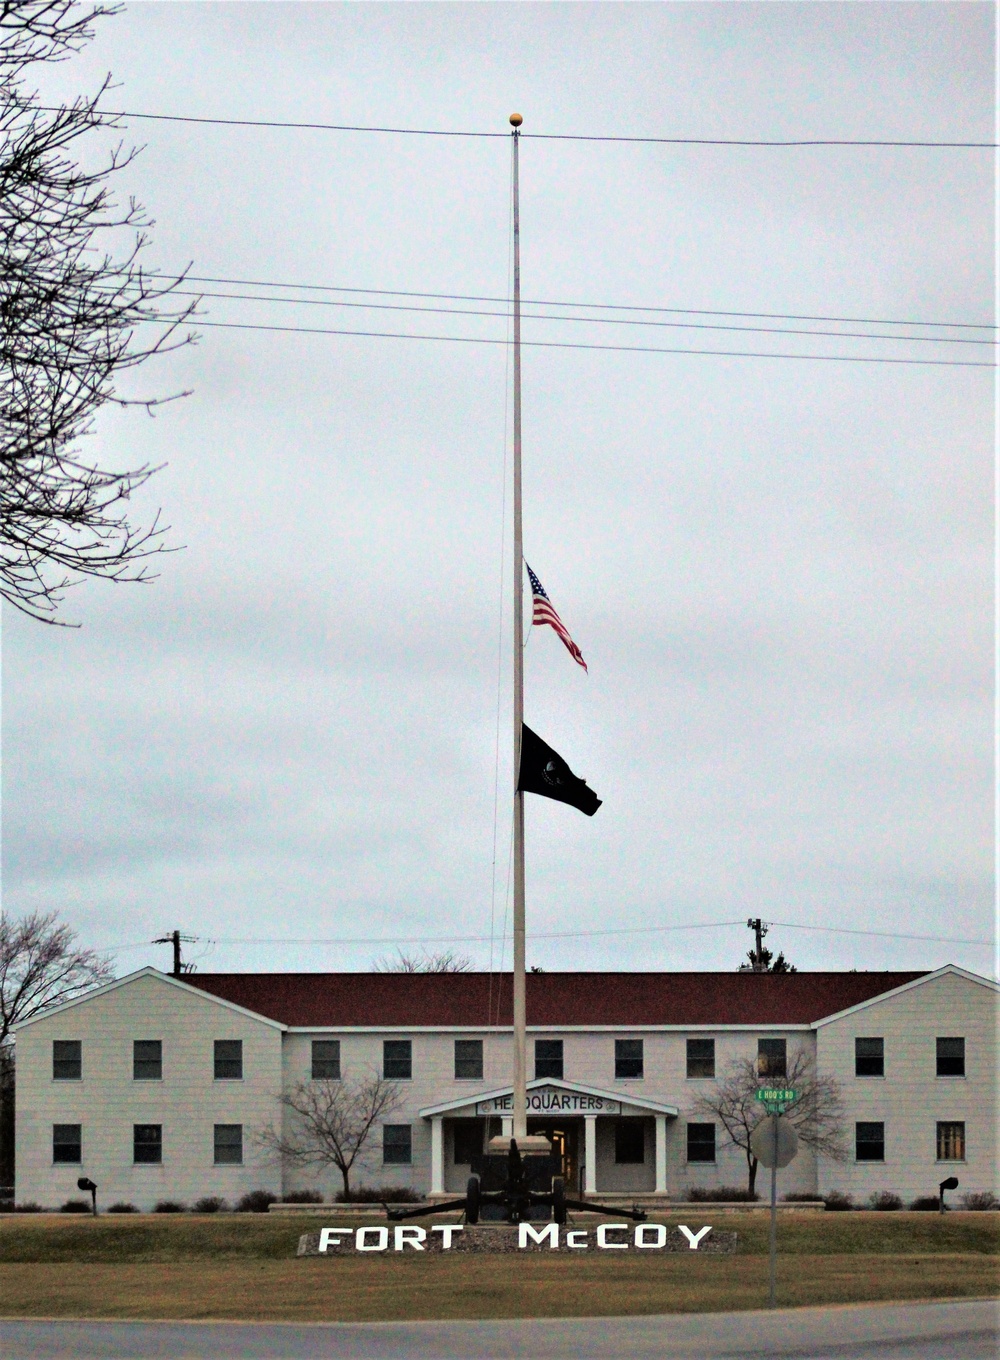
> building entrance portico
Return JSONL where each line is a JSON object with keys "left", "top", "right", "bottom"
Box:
{"left": 420, "top": 1078, "right": 678, "bottom": 1197}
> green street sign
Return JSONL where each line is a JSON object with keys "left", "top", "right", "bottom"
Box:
{"left": 756, "top": 1087, "right": 798, "bottom": 1112}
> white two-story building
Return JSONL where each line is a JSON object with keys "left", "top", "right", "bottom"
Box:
{"left": 14, "top": 964, "right": 997, "bottom": 1210}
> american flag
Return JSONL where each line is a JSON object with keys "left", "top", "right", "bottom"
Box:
{"left": 525, "top": 562, "right": 588, "bottom": 672}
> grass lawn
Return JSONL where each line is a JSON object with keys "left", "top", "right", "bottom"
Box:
{"left": 0, "top": 1212, "right": 996, "bottom": 1322}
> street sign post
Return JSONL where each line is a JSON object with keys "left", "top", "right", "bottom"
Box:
{"left": 755, "top": 1087, "right": 798, "bottom": 1115}
{"left": 749, "top": 1110, "right": 799, "bottom": 1307}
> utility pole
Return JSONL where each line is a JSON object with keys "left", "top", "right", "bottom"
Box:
{"left": 153, "top": 931, "right": 195, "bottom": 978}
{"left": 747, "top": 918, "right": 769, "bottom": 972}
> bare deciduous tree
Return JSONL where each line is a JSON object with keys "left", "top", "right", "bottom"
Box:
{"left": 255, "top": 1070, "right": 402, "bottom": 1200}
{"left": 372, "top": 949, "right": 472, "bottom": 973}
{"left": 0, "top": 909, "right": 114, "bottom": 1187}
{"left": 693, "top": 1048, "right": 848, "bottom": 1196}
{"left": 1, "top": 0, "right": 197, "bottom": 622}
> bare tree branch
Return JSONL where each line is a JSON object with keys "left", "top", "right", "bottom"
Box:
{"left": 0, "top": 908, "right": 114, "bottom": 1047}
{"left": 254, "top": 1069, "right": 402, "bottom": 1199}
{"left": 693, "top": 1047, "right": 848, "bottom": 1195}
{"left": 372, "top": 949, "right": 472, "bottom": 974}
{"left": 1, "top": 0, "right": 197, "bottom": 622}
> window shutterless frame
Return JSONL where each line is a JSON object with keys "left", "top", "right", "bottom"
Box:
{"left": 855, "top": 1037, "right": 884, "bottom": 1078}
{"left": 383, "top": 1040, "right": 412, "bottom": 1080}
{"left": 133, "top": 1124, "right": 163, "bottom": 1165}
{"left": 855, "top": 1121, "right": 885, "bottom": 1162}
{"left": 686, "top": 1122, "right": 716, "bottom": 1163}
{"left": 311, "top": 1039, "right": 341, "bottom": 1080}
{"left": 53, "top": 1124, "right": 82, "bottom": 1164}
{"left": 936, "top": 1037, "right": 965, "bottom": 1077}
{"left": 383, "top": 1124, "right": 412, "bottom": 1164}
{"left": 133, "top": 1039, "right": 163, "bottom": 1080}
{"left": 213, "top": 1124, "right": 244, "bottom": 1165}
{"left": 534, "top": 1039, "right": 563, "bottom": 1080}
{"left": 52, "top": 1040, "right": 81, "bottom": 1080}
{"left": 214, "top": 1040, "right": 243, "bottom": 1080}
{"left": 686, "top": 1038, "right": 715, "bottom": 1079}
{"left": 615, "top": 1038, "right": 643, "bottom": 1080}
{"left": 454, "top": 1039, "right": 483, "bottom": 1080}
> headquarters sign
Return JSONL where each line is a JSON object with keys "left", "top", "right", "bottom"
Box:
{"left": 476, "top": 1086, "right": 621, "bottom": 1115}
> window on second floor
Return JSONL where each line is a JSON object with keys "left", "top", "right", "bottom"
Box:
{"left": 52, "top": 1040, "right": 81, "bottom": 1080}
{"left": 757, "top": 1038, "right": 787, "bottom": 1080}
{"left": 615, "top": 1039, "right": 643, "bottom": 1080}
{"left": 311, "top": 1039, "right": 341, "bottom": 1080}
{"left": 53, "top": 1124, "right": 81, "bottom": 1164}
{"left": 936, "top": 1037, "right": 965, "bottom": 1077}
{"left": 214, "top": 1040, "right": 243, "bottom": 1080}
{"left": 534, "top": 1039, "right": 563, "bottom": 1080}
{"left": 855, "top": 1037, "right": 884, "bottom": 1078}
{"left": 686, "top": 1038, "right": 715, "bottom": 1079}
{"left": 383, "top": 1040, "right": 412, "bottom": 1080}
{"left": 454, "top": 1039, "right": 483, "bottom": 1080}
{"left": 133, "top": 1040, "right": 162, "bottom": 1080}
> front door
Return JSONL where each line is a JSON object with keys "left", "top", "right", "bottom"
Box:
{"left": 527, "top": 1119, "right": 580, "bottom": 1192}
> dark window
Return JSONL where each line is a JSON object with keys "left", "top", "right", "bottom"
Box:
{"left": 383, "top": 1040, "right": 412, "bottom": 1080}
{"left": 615, "top": 1039, "right": 643, "bottom": 1080}
{"left": 454, "top": 1039, "right": 483, "bottom": 1081}
{"left": 133, "top": 1040, "right": 162, "bottom": 1080}
{"left": 614, "top": 1119, "right": 646, "bottom": 1164}
{"left": 936, "top": 1037, "right": 965, "bottom": 1077}
{"left": 134, "top": 1124, "right": 163, "bottom": 1164}
{"left": 214, "top": 1040, "right": 243, "bottom": 1080}
{"left": 534, "top": 1039, "right": 563, "bottom": 1080}
{"left": 937, "top": 1122, "right": 965, "bottom": 1161}
{"left": 686, "top": 1038, "right": 715, "bottom": 1079}
{"left": 855, "top": 1121, "right": 884, "bottom": 1162}
{"left": 687, "top": 1122, "right": 716, "bottom": 1163}
{"left": 757, "top": 1038, "right": 787, "bottom": 1079}
{"left": 53, "top": 1040, "right": 81, "bottom": 1081}
{"left": 311, "top": 1040, "right": 341, "bottom": 1080}
{"left": 214, "top": 1124, "right": 243, "bottom": 1165}
{"left": 53, "top": 1124, "right": 81, "bottom": 1164}
{"left": 855, "top": 1037, "right": 884, "bottom": 1078}
{"left": 383, "top": 1125, "right": 412, "bottom": 1165}
{"left": 452, "top": 1119, "right": 483, "bottom": 1165}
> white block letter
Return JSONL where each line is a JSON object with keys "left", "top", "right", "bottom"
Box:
{"left": 635, "top": 1223, "right": 667, "bottom": 1249}
{"left": 678, "top": 1225, "right": 712, "bottom": 1250}
{"left": 519, "top": 1222, "right": 559, "bottom": 1249}
{"left": 356, "top": 1226, "right": 389, "bottom": 1252}
{"left": 394, "top": 1225, "right": 426, "bottom": 1251}
{"left": 596, "top": 1223, "right": 629, "bottom": 1249}
{"left": 565, "top": 1230, "right": 589, "bottom": 1250}
{"left": 317, "top": 1228, "right": 352, "bottom": 1253}
{"left": 431, "top": 1225, "right": 464, "bottom": 1249}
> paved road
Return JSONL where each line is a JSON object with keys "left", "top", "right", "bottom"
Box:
{"left": 1, "top": 1299, "right": 997, "bottom": 1359}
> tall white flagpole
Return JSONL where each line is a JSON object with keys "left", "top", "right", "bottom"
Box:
{"left": 509, "top": 112, "right": 527, "bottom": 1145}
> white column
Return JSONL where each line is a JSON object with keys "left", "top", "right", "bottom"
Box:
{"left": 584, "top": 1115, "right": 597, "bottom": 1195}
{"left": 655, "top": 1116, "right": 667, "bottom": 1195}
{"left": 430, "top": 1118, "right": 444, "bottom": 1196}
{"left": 501, "top": 1116, "right": 513, "bottom": 1138}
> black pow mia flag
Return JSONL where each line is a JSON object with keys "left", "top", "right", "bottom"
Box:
{"left": 517, "top": 724, "right": 602, "bottom": 817}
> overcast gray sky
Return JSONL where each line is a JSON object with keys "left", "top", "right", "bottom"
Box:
{"left": 4, "top": 2, "right": 995, "bottom": 981}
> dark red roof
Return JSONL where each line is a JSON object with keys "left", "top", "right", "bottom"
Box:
{"left": 184, "top": 971, "right": 927, "bottom": 1028}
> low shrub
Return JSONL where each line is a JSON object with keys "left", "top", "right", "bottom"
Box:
{"left": 236, "top": 1189, "right": 278, "bottom": 1213}
{"left": 335, "top": 1185, "right": 422, "bottom": 1204}
{"left": 282, "top": 1190, "right": 323, "bottom": 1204}
{"left": 909, "top": 1195, "right": 940, "bottom": 1211}
{"left": 192, "top": 1196, "right": 228, "bottom": 1214}
{"left": 686, "top": 1186, "right": 760, "bottom": 1203}
{"left": 14, "top": 1202, "right": 43, "bottom": 1213}
{"left": 782, "top": 1193, "right": 825, "bottom": 1203}
{"left": 106, "top": 1202, "right": 138, "bottom": 1214}
{"left": 868, "top": 1191, "right": 903, "bottom": 1211}
{"left": 960, "top": 1191, "right": 999, "bottom": 1211}
{"left": 59, "top": 1199, "right": 91, "bottom": 1213}
{"left": 153, "top": 1200, "right": 187, "bottom": 1214}
{"left": 822, "top": 1191, "right": 854, "bottom": 1212}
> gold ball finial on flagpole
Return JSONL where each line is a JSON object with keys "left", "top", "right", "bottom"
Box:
{"left": 509, "top": 113, "right": 523, "bottom": 127}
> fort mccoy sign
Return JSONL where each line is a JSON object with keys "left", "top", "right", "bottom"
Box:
{"left": 298, "top": 1223, "right": 737, "bottom": 1256}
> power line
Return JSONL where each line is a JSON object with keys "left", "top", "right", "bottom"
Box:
{"left": 165, "top": 274, "right": 996, "bottom": 333}
{"left": 181, "top": 318, "right": 996, "bottom": 367}
{"left": 58, "top": 108, "right": 997, "bottom": 148}
{"left": 168, "top": 288, "right": 995, "bottom": 347}
{"left": 107, "top": 920, "right": 993, "bottom": 952}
